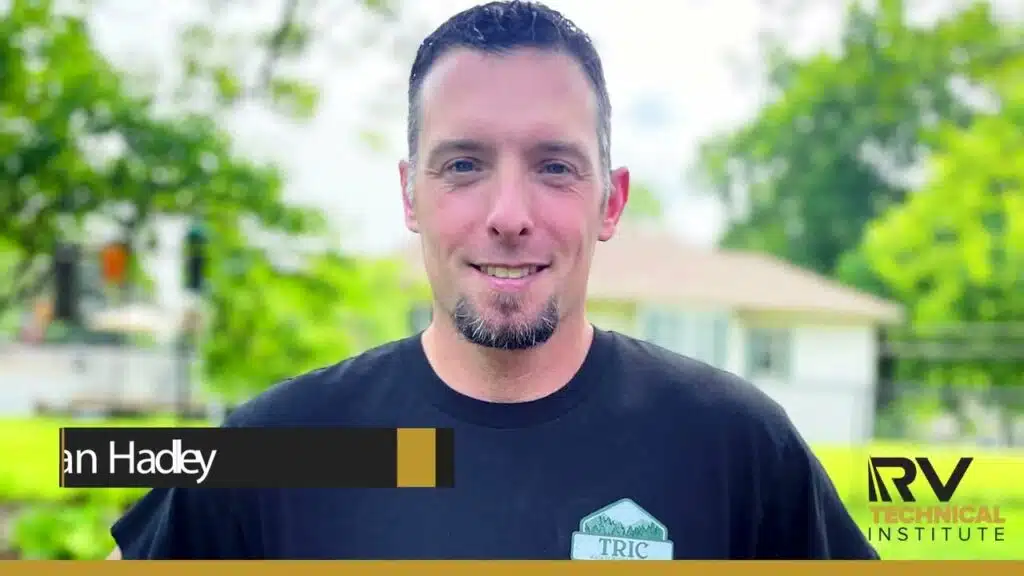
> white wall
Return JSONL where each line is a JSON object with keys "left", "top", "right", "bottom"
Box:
{"left": 0, "top": 344, "right": 189, "bottom": 416}
{"left": 734, "top": 312, "right": 879, "bottom": 446}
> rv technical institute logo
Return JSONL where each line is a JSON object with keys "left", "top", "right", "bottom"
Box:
{"left": 867, "top": 456, "right": 1006, "bottom": 544}
{"left": 570, "top": 498, "right": 674, "bottom": 560}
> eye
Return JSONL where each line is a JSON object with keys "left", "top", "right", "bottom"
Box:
{"left": 540, "top": 161, "right": 574, "bottom": 175}
{"left": 445, "top": 159, "right": 479, "bottom": 173}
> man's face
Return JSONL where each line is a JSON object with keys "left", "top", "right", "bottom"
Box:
{"left": 401, "top": 48, "right": 628, "bottom": 350}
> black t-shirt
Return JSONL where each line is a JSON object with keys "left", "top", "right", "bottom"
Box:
{"left": 111, "top": 328, "right": 879, "bottom": 560}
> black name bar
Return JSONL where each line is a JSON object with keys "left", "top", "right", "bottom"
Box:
{"left": 59, "top": 427, "right": 455, "bottom": 489}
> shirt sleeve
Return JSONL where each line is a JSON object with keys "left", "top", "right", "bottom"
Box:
{"left": 111, "top": 486, "right": 252, "bottom": 559}
{"left": 756, "top": 429, "right": 881, "bottom": 559}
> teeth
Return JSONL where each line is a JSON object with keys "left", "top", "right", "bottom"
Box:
{"left": 482, "top": 266, "right": 538, "bottom": 279}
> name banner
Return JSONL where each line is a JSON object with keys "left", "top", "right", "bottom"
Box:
{"left": 59, "top": 427, "right": 455, "bottom": 489}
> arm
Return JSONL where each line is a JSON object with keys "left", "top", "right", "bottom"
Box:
{"left": 756, "top": 430, "right": 880, "bottom": 559}
{"left": 108, "top": 487, "right": 252, "bottom": 559}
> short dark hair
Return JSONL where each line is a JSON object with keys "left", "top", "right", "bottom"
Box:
{"left": 406, "top": 1, "right": 611, "bottom": 176}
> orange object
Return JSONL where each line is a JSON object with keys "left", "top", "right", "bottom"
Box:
{"left": 34, "top": 298, "right": 53, "bottom": 323}
{"left": 99, "top": 242, "right": 129, "bottom": 285}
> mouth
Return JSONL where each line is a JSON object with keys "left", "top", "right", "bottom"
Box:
{"left": 469, "top": 263, "right": 550, "bottom": 280}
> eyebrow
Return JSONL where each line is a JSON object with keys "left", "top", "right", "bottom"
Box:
{"left": 424, "top": 139, "right": 492, "bottom": 168}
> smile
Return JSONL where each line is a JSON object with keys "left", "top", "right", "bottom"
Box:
{"left": 470, "top": 264, "right": 549, "bottom": 279}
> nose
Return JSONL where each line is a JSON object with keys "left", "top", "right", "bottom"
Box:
{"left": 485, "top": 167, "right": 532, "bottom": 240}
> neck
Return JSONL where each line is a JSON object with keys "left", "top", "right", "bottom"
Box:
{"left": 421, "top": 308, "right": 594, "bottom": 403}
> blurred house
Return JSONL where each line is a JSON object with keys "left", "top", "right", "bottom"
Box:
{"left": 0, "top": 218, "right": 203, "bottom": 418}
{"left": 397, "top": 226, "right": 905, "bottom": 446}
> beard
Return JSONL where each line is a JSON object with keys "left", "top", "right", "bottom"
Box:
{"left": 450, "top": 292, "right": 559, "bottom": 350}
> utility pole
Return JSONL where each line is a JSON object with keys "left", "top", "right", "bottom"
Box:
{"left": 53, "top": 243, "right": 81, "bottom": 328}
{"left": 177, "top": 220, "right": 208, "bottom": 420}
{"left": 53, "top": 194, "right": 84, "bottom": 338}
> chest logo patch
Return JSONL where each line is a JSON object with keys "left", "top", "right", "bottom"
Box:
{"left": 570, "top": 498, "right": 674, "bottom": 560}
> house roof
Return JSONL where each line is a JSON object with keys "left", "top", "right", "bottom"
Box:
{"left": 396, "top": 225, "right": 905, "bottom": 324}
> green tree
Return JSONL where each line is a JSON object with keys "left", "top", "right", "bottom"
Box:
{"left": 201, "top": 229, "right": 415, "bottom": 401}
{"left": 694, "top": 0, "right": 1014, "bottom": 282}
{"left": 1, "top": 0, "right": 415, "bottom": 561}
{"left": 858, "top": 70, "right": 1024, "bottom": 438}
{"left": 0, "top": 0, "right": 413, "bottom": 401}
{"left": 692, "top": 0, "right": 1022, "bottom": 438}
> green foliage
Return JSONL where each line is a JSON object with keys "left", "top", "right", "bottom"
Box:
{"left": 858, "top": 74, "right": 1024, "bottom": 391}
{"left": 202, "top": 241, "right": 416, "bottom": 401}
{"left": 1, "top": 0, "right": 121, "bottom": 310}
{"left": 693, "top": 0, "right": 1023, "bottom": 410}
{"left": 863, "top": 117, "right": 1023, "bottom": 327}
{"left": 694, "top": 0, "right": 1013, "bottom": 278}
{"left": 0, "top": 0, "right": 319, "bottom": 303}
{"left": 12, "top": 501, "right": 119, "bottom": 560}
{"left": 0, "top": 0, "right": 416, "bottom": 401}
{"left": 0, "top": 0, "right": 415, "bottom": 559}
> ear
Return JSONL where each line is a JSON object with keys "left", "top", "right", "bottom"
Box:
{"left": 399, "top": 160, "right": 419, "bottom": 234}
{"left": 598, "top": 167, "right": 629, "bottom": 242}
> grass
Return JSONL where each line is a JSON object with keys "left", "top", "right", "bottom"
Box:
{"left": 1, "top": 418, "right": 1022, "bottom": 559}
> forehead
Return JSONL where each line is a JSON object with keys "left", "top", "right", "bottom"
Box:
{"left": 417, "top": 48, "right": 600, "bottom": 151}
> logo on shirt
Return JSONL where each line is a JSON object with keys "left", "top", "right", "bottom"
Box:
{"left": 569, "top": 498, "right": 674, "bottom": 560}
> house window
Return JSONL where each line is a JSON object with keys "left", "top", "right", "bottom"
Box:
{"left": 746, "top": 327, "right": 791, "bottom": 380}
{"left": 409, "top": 304, "right": 432, "bottom": 333}
{"left": 689, "top": 312, "right": 729, "bottom": 369}
{"left": 640, "top": 307, "right": 729, "bottom": 369}
{"left": 640, "top": 308, "right": 685, "bottom": 353}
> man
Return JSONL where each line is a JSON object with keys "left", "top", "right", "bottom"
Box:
{"left": 109, "top": 0, "right": 879, "bottom": 560}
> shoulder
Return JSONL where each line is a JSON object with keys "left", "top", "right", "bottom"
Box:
{"left": 223, "top": 336, "right": 416, "bottom": 427}
{"left": 602, "top": 330, "right": 798, "bottom": 454}
{"left": 602, "top": 330, "right": 827, "bottom": 504}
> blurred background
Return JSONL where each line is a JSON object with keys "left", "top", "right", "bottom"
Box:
{"left": 0, "top": 0, "right": 1022, "bottom": 561}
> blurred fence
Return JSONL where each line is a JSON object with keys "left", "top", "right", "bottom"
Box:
{"left": 715, "top": 377, "right": 1024, "bottom": 449}
{"left": 874, "top": 379, "right": 1024, "bottom": 448}
{"left": 876, "top": 322, "right": 1024, "bottom": 448}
